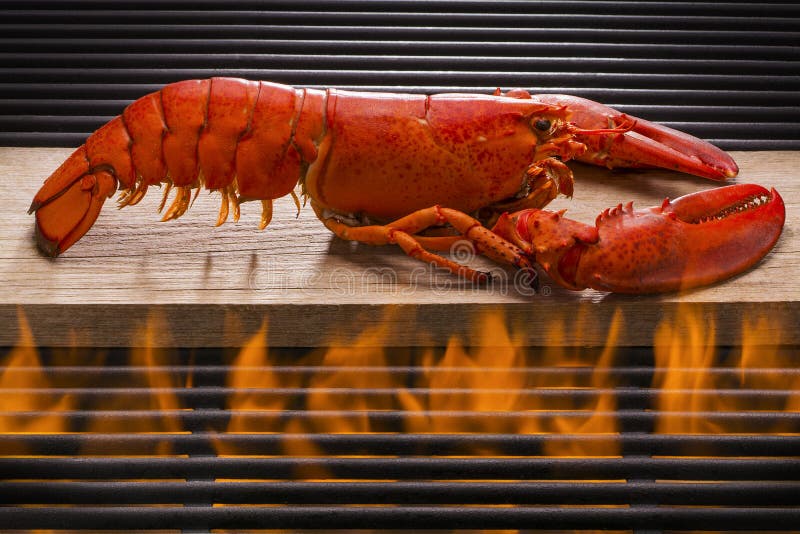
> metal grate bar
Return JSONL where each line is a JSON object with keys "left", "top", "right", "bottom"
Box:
{"left": 1, "top": 38, "right": 797, "bottom": 61}
{"left": 0, "top": 25, "right": 797, "bottom": 45}
{"left": 3, "top": 54, "right": 796, "bottom": 75}
{"left": 1, "top": 386, "right": 794, "bottom": 404}
{"left": 3, "top": 0, "right": 799, "bottom": 14}
{"left": 2, "top": 505, "right": 800, "bottom": 531}
{"left": 3, "top": 363, "right": 800, "bottom": 380}
{"left": 2, "top": 83, "right": 794, "bottom": 104}
{"left": 2, "top": 10, "right": 798, "bottom": 27}
{"left": 3, "top": 480, "right": 800, "bottom": 506}
{"left": 3, "top": 456, "right": 799, "bottom": 481}
{"left": 2, "top": 410, "right": 799, "bottom": 433}
{"left": 3, "top": 433, "right": 799, "bottom": 457}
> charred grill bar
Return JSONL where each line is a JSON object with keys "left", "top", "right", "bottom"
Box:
{"left": 2, "top": 1, "right": 800, "bottom": 532}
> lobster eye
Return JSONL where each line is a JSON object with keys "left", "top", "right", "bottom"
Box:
{"left": 534, "top": 118, "right": 551, "bottom": 131}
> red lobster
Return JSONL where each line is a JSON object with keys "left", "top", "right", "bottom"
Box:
{"left": 29, "top": 78, "right": 785, "bottom": 293}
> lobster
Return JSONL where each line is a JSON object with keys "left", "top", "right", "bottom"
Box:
{"left": 29, "top": 78, "right": 785, "bottom": 293}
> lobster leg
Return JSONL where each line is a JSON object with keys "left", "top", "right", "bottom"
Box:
{"left": 312, "top": 202, "right": 533, "bottom": 283}
{"left": 492, "top": 184, "right": 785, "bottom": 293}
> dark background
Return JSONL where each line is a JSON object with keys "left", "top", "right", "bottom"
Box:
{"left": 1, "top": 0, "right": 798, "bottom": 150}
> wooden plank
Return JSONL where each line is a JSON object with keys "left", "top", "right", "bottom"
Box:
{"left": 1, "top": 147, "right": 797, "bottom": 347}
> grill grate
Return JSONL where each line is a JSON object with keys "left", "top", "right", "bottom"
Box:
{"left": 0, "top": 1, "right": 798, "bottom": 149}
{"left": 1, "top": 345, "right": 799, "bottom": 531}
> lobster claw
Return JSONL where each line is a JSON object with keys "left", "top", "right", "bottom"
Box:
{"left": 493, "top": 184, "right": 785, "bottom": 293}
{"left": 531, "top": 94, "right": 739, "bottom": 181}
{"left": 28, "top": 146, "right": 117, "bottom": 256}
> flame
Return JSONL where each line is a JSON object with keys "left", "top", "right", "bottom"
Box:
{"left": 653, "top": 304, "right": 720, "bottom": 434}
{"left": 0, "top": 308, "right": 75, "bottom": 434}
{"left": 217, "top": 312, "right": 406, "bottom": 482}
{"left": 218, "top": 316, "right": 306, "bottom": 459}
{"left": 302, "top": 315, "right": 400, "bottom": 435}
{"left": 400, "top": 311, "right": 528, "bottom": 438}
{"left": 1, "top": 308, "right": 188, "bottom": 459}
{"left": 224, "top": 318, "right": 297, "bottom": 418}
{"left": 654, "top": 305, "right": 799, "bottom": 435}
{"left": 535, "top": 308, "right": 622, "bottom": 457}
{"left": 216, "top": 316, "right": 319, "bottom": 478}
{"left": 395, "top": 309, "right": 621, "bottom": 457}
{"left": 80, "top": 310, "right": 188, "bottom": 455}
{"left": 6, "top": 293, "right": 797, "bottom": 534}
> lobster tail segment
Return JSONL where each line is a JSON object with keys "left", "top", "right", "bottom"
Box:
{"left": 29, "top": 146, "right": 118, "bottom": 256}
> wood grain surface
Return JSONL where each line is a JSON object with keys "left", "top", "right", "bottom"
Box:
{"left": 1, "top": 147, "right": 797, "bottom": 347}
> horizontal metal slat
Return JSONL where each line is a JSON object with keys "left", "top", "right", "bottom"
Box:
{"left": 663, "top": 122, "right": 800, "bottom": 139}
{"left": 713, "top": 139, "right": 800, "bottom": 150}
{"left": 2, "top": 505, "right": 799, "bottom": 531}
{"left": 5, "top": 11, "right": 800, "bottom": 31}
{"left": 5, "top": 68, "right": 796, "bottom": 92}
{"left": 5, "top": 363, "right": 798, "bottom": 385}
{"left": 3, "top": 480, "right": 799, "bottom": 506}
{"left": 1, "top": 25, "right": 796, "bottom": 46}
{"left": 3, "top": 456, "right": 798, "bottom": 481}
{"left": 2, "top": 409, "right": 798, "bottom": 434}
{"left": 3, "top": 433, "right": 799, "bottom": 457}
{"left": 2, "top": 53, "right": 795, "bottom": 76}
{"left": 3, "top": 387, "right": 796, "bottom": 413}
{"left": 2, "top": 83, "right": 795, "bottom": 105}
{"left": 2, "top": 38, "right": 797, "bottom": 61}
{"left": 5, "top": 0, "right": 800, "bottom": 17}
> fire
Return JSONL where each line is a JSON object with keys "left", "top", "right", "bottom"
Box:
{"left": 216, "top": 309, "right": 624, "bottom": 460}
{"left": 739, "top": 314, "right": 800, "bottom": 420}
{"left": 223, "top": 318, "right": 300, "bottom": 420}
{"left": 81, "top": 310, "right": 188, "bottom": 455}
{"left": 654, "top": 305, "right": 799, "bottom": 435}
{"left": 653, "top": 304, "right": 720, "bottom": 434}
{"left": 398, "top": 309, "right": 622, "bottom": 457}
{"left": 0, "top": 308, "right": 188, "bottom": 456}
{"left": 0, "top": 308, "right": 76, "bottom": 434}
{"left": 400, "top": 311, "right": 529, "bottom": 437}
{"left": 4, "top": 297, "right": 796, "bottom": 534}
{"left": 302, "top": 316, "right": 399, "bottom": 435}
{"left": 535, "top": 308, "right": 622, "bottom": 457}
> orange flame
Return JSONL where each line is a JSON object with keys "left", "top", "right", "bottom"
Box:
{"left": 0, "top": 308, "right": 75, "bottom": 434}
{"left": 400, "top": 311, "right": 529, "bottom": 438}
{"left": 81, "top": 310, "right": 188, "bottom": 455}
{"left": 302, "top": 316, "right": 399, "bottom": 435}
{"left": 395, "top": 309, "right": 622, "bottom": 457}
{"left": 654, "top": 305, "right": 799, "bottom": 435}
{"left": 536, "top": 308, "right": 622, "bottom": 457}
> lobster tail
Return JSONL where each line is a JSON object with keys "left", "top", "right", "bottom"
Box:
{"left": 29, "top": 108, "right": 138, "bottom": 256}
{"left": 29, "top": 78, "right": 319, "bottom": 255}
{"left": 29, "top": 146, "right": 118, "bottom": 256}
